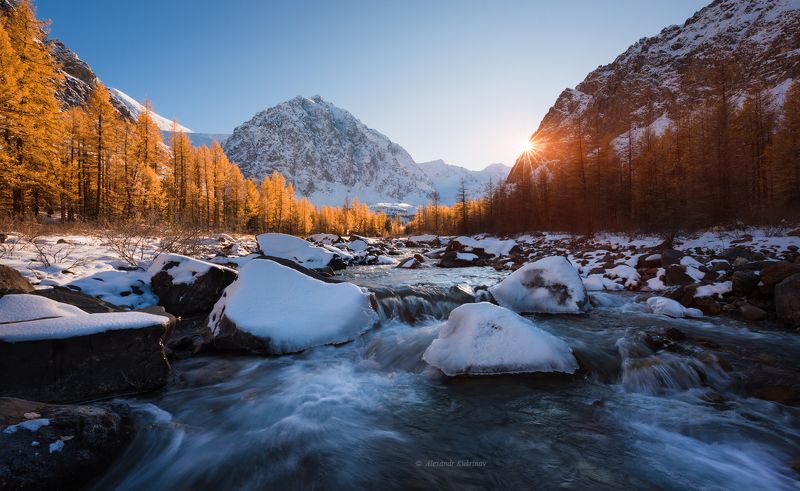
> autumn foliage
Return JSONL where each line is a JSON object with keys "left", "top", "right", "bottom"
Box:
{"left": 0, "top": 1, "right": 399, "bottom": 237}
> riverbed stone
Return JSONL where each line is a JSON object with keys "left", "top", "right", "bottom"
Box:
{"left": 0, "top": 397, "right": 134, "bottom": 490}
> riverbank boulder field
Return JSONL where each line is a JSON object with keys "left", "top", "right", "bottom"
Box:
{"left": 0, "top": 227, "right": 799, "bottom": 488}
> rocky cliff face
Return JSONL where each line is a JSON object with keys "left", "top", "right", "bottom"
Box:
{"left": 508, "top": 0, "right": 800, "bottom": 184}
{"left": 224, "top": 96, "right": 437, "bottom": 206}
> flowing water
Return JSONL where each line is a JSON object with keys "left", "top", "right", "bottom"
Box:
{"left": 92, "top": 264, "right": 800, "bottom": 490}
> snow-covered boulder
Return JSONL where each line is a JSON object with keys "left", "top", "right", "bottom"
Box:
{"left": 438, "top": 251, "right": 482, "bottom": 268}
{"left": 646, "top": 296, "right": 703, "bottom": 319}
{"left": 397, "top": 255, "right": 425, "bottom": 269}
{"left": 0, "top": 397, "right": 135, "bottom": 490}
{"left": 256, "top": 233, "right": 338, "bottom": 270}
{"left": 489, "top": 256, "right": 589, "bottom": 314}
{"left": 149, "top": 253, "right": 238, "bottom": 316}
{"left": 0, "top": 295, "right": 171, "bottom": 403}
{"left": 422, "top": 302, "right": 579, "bottom": 376}
{"left": 450, "top": 236, "right": 518, "bottom": 257}
{"left": 209, "top": 259, "right": 378, "bottom": 354}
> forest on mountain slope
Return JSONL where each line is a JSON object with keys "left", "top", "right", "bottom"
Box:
{"left": 0, "top": 1, "right": 402, "bottom": 236}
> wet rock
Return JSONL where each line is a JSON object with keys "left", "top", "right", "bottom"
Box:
{"left": 150, "top": 254, "right": 238, "bottom": 316}
{"left": 0, "top": 397, "right": 134, "bottom": 490}
{"left": 694, "top": 296, "right": 722, "bottom": 316}
{"left": 738, "top": 303, "right": 767, "bottom": 321}
{"left": 165, "top": 314, "right": 211, "bottom": 360}
{"left": 396, "top": 257, "right": 422, "bottom": 269}
{"left": 173, "top": 358, "right": 240, "bottom": 387}
{"left": 750, "top": 386, "right": 800, "bottom": 406}
{"left": 775, "top": 273, "right": 800, "bottom": 328}
{"left": 0, "top": 264, "right": 33, "bottom": 294}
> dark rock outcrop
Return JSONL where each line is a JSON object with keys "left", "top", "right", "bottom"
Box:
{"left": 149, "top": 255, "right": 237, "bottom": 316}
{"left": 0, "top": 320, "right": 170, "bottom": 403}
{"left": 0, "top": 397, "right": 134, "bottom": 490}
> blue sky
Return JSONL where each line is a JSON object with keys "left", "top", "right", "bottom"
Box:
{"left": 38, "top": 0, "right": 707, "bottom": 170}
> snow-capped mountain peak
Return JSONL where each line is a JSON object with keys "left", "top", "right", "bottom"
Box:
{"left": 416, "top": 160, "right": 510, "bottom": 205}
{"left": 223, "top": 95, "right": 437, "bottom": 206}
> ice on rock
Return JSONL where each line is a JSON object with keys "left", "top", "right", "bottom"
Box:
{"left": 209, "top": 259, "right": 378, "bottom": 354}
{"left": 422, "top": 302, "right": 579, "bottom": 376}
{"left": 646, "top": 296, "right": 703, "bottom": 318}
{"left": 489, "top": 256, "right": 589, "bottom": 314}
{"left": 256, "top": 233, "right": 335, "bottom": 269}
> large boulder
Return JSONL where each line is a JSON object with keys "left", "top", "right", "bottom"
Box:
{"left": 760, "top": 262, "right": 800, "bottom": 291}
{"left": 256, "top": 233, "right": 336, "bottom": 269}
{"left": 732, "top": 270, "right": 759, "bottom": 296}
{"left": 149, "top": 253, "right": 237, "bottom": 316}
{"left": 0, "top": 264, "right": 33, "bottom": 294}
{"left": 664, "top": 265, "right": 693, "bottom": 286}
{"left": 775, "top": 273, "right": 800, "bottom": 327}
{"left": 422, "top": 302, "right": 579, "bottom": 376}
{"left": 659, "top": 249, "right": 684, "bottom": 267}
{"left": 0, "top": 397, "right": 134, "bottom": 490}
{"left": 489, "top": 256, "right": 589, "bottom": 314}
{"left": 0, "top": 295, "right": 171, "bottom": 403}
{"left": 209, "top": 259, "right": 378, "bottom": 354}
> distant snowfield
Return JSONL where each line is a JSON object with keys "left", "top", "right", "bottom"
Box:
{"left": 109, "top": 87, "right": 192, "bottom": 133}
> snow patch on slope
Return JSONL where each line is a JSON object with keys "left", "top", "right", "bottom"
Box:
{"left": 109, "top": 87, "right": 192, "bottom": 133}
